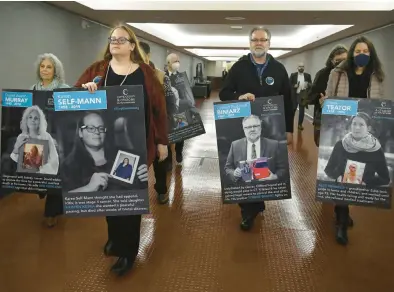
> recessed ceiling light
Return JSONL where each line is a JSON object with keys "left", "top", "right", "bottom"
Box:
{"left": 230, "top": 26, "right": 243, "bottom": 30}
{"left": 225, "top": 16, "right": 245, "bottom": 21}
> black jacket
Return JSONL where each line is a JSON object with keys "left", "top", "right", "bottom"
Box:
{"left": 219, "top": 54, "right": 294, "bottom": 133}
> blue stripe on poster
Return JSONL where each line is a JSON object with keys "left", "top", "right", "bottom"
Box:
{"left": 2, "top": 91, "right": 33, "bottom": 107}
{"left": 322, "top": 99, "right": 358, "bottom": 116}
{"left": 53, "top": 90, "right": 107, "bottom": 111}
{"left": 214, "top": 102, "right": 251, "bottom": 120}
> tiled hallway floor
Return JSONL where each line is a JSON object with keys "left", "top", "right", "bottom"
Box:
{"left": 1, "top": 95, "right": 393, "bottom": 292}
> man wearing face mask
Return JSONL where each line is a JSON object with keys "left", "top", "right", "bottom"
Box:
{"left": 219, "top": 26, "right": 294, "bottom": 231}
{"left": 290, "top": 63, "right": 312, "bottom": 131}
{"left": 165, "top": 53, "right": 185, "bottom": 167}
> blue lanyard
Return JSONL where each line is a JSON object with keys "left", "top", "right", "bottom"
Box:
{"left": 249, "top": 54, "right": 269, "bottom": 85}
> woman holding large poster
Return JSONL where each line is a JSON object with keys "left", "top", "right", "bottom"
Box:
{"left": 320, "top": 36, "right": 385, "bottom": 245}
{"left": 74, "top": 25, "right": 168, "bottom": 276}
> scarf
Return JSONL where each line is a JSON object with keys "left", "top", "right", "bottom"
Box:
{"left": 342, "top": 132, "right": 381, "bottom": 153}
{"left": 33, "top": 78, "right": 61, "bottom": 91}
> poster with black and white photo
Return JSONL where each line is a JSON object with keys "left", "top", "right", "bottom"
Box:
{"left": 0, "top": 89, "right": 62, "bottom": 195}
{"left": 214, "top": 96, "right": 291, "bottom": 204}
{"left": 168, "top": 71, "right": 205, "bottom": 143}
{"left": 52, "top": 85, "right": 149, "bottom": 217}
{"left": 316, "top": 97, "right": 393, "bottom": 209}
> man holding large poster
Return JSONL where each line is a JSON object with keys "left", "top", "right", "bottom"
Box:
{"left": 52, "top": 86, "right": 150, "bottom": 217}
{"left": 219, "top": 26, "right": 294, "bottom": 231}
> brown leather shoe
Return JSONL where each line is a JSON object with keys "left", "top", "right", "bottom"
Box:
{"left": 45, "top": 217, "right": 58, "bottom": 228}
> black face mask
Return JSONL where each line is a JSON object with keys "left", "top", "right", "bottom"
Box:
{"left": 298, "top": 68, "right": 304, "bottom": 73}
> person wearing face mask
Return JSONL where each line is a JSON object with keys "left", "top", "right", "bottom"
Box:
{"left": 320, "top": 36, "right": 385, "bottom": 245}
{"left": 219, "top": 26, "right": 294, "bottom": 231}
{"left": 307, "top": 44, "right": 348, "bottom": 147}
{"left": 289, "top": 63, "right": 312, "bottom": 131}
{"left": 165, "top": 53, "right": 185, "bottom": 167}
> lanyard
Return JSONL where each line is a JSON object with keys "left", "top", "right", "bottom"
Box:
{"left": 249, "top": 54, "right": 269, "bottom": 85}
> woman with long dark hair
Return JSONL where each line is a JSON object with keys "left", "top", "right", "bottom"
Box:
{"left": 320, "top": 36, "right": 386, "bottom": 245}
{"left": 74, "top": 24, "right": 168, "bottom": 276}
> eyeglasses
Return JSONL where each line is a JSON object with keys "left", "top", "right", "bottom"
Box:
{"left": 108, "top": 37, "right": 132, "bottom": 44}
{"left": 250, "top": 38, "right": 269, "bottom": 43}
{"left": 81, "top": 125, "right": 107, "bottom": 134}
{"left": 244, "top": 125, "right": 261, "bottom": 130}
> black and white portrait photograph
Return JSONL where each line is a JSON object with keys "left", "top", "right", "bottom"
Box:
{"left": 215, "top": 97, "right": 291, "bottom": 203}
{"left": 2, "top": 101, "right": 59, "bottom": 178}
{"left": 317, "top": 98, "right": 394, "bottom": 208}
{"left": 55, "top": 110, "right": 148, "bottom": 194}
{"left": 110, "top": 150, "right": 140, "bottom": 184}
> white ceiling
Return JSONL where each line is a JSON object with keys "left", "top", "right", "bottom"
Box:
{"left": 51, "top": 1, "right": 394, "bottom": 62}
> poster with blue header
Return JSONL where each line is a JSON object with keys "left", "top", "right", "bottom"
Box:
{"left": 316, "top": 97, "right": 393, "bottom": 209}
{"left": 52, "top": 86, "right": 149, "bottom": 217}
{"left": 1, "top": 89, "right": 62, "bottom": 196}
{"left": 214, "top": 96, "right": 291, "bottom": 204}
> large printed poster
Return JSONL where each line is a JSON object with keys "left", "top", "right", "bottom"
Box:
{"left": 316, "top": 97, "right": 393, "bottom": 209}
{"left": 52, "top": 86, "right": 149, "bottom": 217}
{"left": 169, "top": 72, "right": 205, "bottom": 143}
{"left": 1, "top": 90, "right": 61, "bottom": 195}
{"left": 214, "top": 96, "right": 291, "bottom": 204}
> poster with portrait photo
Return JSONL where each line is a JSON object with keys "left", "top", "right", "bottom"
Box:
{"left": 316, "top": 97, "right": 393, "bottom": 209}
{"left": 168, "top": 71, "right": 205, "bottom": 143}
{"left": 0, "top": 89, "right": 61, "bottom": 196}
{"left": 214, "top": 96, "right": 291, "bottom": 204}
{"left": 52, "top": 85, "right": 149, "bottom": 217}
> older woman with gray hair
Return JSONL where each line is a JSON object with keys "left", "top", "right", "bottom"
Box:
{"left": 31, "top": 53, "right": 70, "bottom": 90}
{"left": 29, "top": 53, "right": 69, "bottom": 227}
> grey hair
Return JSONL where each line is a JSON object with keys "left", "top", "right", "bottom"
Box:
{"left": 34, "top": 53, "right": 66, "bottom": 84}
{"left": 249, "top": 26, "right": 272, "bottom": 40}
{"left": 166, "top": 53, "right": 179, "bottom": 64}
{"left": 20, "top": 105, "right": 48, "bottom": 136}
{"left": 242, "top": 114, "right": 261, "bottom": 124}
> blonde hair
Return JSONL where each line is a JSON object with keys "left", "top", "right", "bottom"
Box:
{"left": 20, "top": 106, "right": 47, "bottom": 136}
{"left": 103, "top": 24, "right": 148, "bottom": 64}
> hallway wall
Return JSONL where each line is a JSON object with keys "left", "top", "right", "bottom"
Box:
{"left": 0, "top": 1, "right": 206, "bottom": 90}
{"left": 279, "top": 24, "right": 394, "bottom": 117}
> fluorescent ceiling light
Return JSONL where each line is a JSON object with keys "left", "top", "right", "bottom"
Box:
{"left": 206, "top": 57, "right": 239, "bottom": 61}
{"left": 78, "top": 0, "right": 394, "bottom": 11}
{"left": 186, "top": 48, "right": 291, "bottom": 58}
{"left": 128, "top": 23, "right": 353, "bottom": 48}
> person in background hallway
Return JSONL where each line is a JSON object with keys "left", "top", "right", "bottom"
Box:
{"left": 222, "top": 68, "right": 228, "bottom": 80}
{"left": 74, "top": 24, "right": 168, "bottom": 276}
{"left": 307, "top": 44, "right": 348, "bottom": 147}
{"left": 219, "top": 26, "right": 294, "bottom": 231}
{"left": 320, "top": 36, "right": 385, "bottom": 245}
{"left": 289, "top": 62, "right": 312, "bottom": 131}
{"left": 32, "top": 53, "right": 70, "bottom": 228}
{"left": 165, "top": 53, "right": 185, "bottom": 166}
{"left": 139, "top": 41, "right": 177, "bottom": 204}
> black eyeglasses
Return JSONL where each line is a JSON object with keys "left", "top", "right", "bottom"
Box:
{"left": 81, "top": 125, "right": 107, "bottom": 134}
{"left": 108, "top": 37, "right": 132, "bottom": 44}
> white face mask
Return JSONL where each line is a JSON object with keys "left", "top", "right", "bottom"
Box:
{"left": 171, "top": 62, "right": 180, "bottom": 71}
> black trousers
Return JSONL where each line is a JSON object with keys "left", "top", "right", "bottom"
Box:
{"left": 239, "top": 201, "right": 266, "bottom": 220}
{"left": 43, "top": 193, "right": 64, "bottom": 217}
{"left": 168, "top": 141, "right": 184, "bottom": 161}
{"left": 334, "top": 204, "right": 349, "bottom": 225}
{"left": 106, "top": 215, "right": 142, "bottom": 258}
{"left": 153, "top": 154, "right": 168, "bottom": 194}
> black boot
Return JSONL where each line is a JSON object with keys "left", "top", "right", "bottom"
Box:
{"left": 335, "top": 215, "right": 354, "bottom": 227}
{"left": 110, "top": 257, "right": 134, "bottom": 276}
{"left": 336, "top": 225, "right": 348, "bottom": 245}
{"left": 103, "top": 240, "right": 114, "bottom": 257}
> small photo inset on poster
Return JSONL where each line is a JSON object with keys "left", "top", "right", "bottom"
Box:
{"left": 110, "top": 150, "right": 140, "bottom": 184}
{"left": 173, "top": 112, "right": 189, "bottom": 129}
{"left": 17, "top": 138, "right": 49, "bottom": 174}
{"left": 240, "top": 160, "right": 253, "bottom": 182}
{"left": 342, "top": 160, "right": 365, "bottom": 185}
